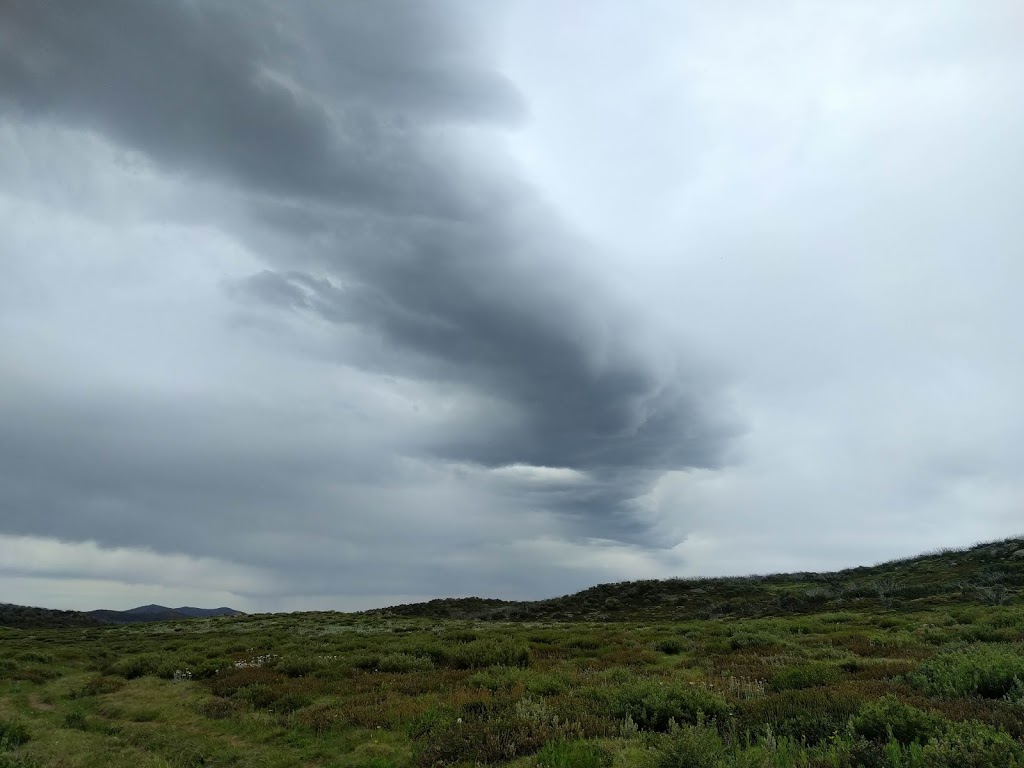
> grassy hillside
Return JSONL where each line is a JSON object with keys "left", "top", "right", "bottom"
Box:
{"left": 0, "top": 603, "right": 102, "bottom": 629}
{"left": 0, "top": 604, "right": 245, "bottom": 629}
{"left": 87, "top": 606, "right": 244, "bottom": 624}
{"left": 374, "top": 537, "right": 1024, "bottom": 621}
{"left": 0, "top": 537, "right": 1022, "bottom": 767}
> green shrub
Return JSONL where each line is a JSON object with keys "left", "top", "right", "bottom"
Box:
{"left": 769, "top": 663, "right": 841, "bottom": 691}
{"left": 921, "top": 721, "right": 1024, "bottom": 767}
{"left": 415, "top": 709, "right": 565, "bottom": 765}
{"left": 728, "top": 631, "right": 786, "bottom": 651}
{"left": 271, "top": 691, "right": 312, "bottom": 713}
{"left": 62, "top": 711, "right": 88, "bottom": 731}
{"left": 908, "top": 645, "right": 1024, "bottom": 698}
{"left": 210, "top": 667, "right": 285, "bottom": 697}
{"left": 734, "top": 687, "right": 865, "bottom": 747}
{"left": 108, "top": 653, "right": 161, "bottom": 679}
{"left": 377, "top": 652, "right": 434, "bottom": 673}
{"left": 292, "top": 703, "right": 338, "bottom": 734}
{"left": 536, "top": 739, "right": 607, "bottom": 768}
{"left": 850, "top": 696, "right": 942, "bottom": 745}
{"left": 14, "top": 652, "right": 53, "bottom": 665}
{"left": 272, "top": 656, "right": 322, "bottom": 678}
{"left": 72, "top": 675, "right": 126, "bottom": 698}
{"left": 0, "top": 720, "right": 29, "bottom": 750}
{"left": 655, "top": 639, "right": 685, "bottom": 655}
{"left": 526, "top": 673, "right": 570, "bottom": 696}
{"left": 198, "top": 698, "right": 245, "bottom": 720}
{"left": 658, "top": 723, "right": 727, "bottom": 768}
{"left": 605, "top": 681, "right": 728, "bottom": 732}
{"left": 434, "top": 638, "right": 531, "bottom": 670}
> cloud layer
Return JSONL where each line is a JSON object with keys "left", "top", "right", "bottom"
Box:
{"left": 2, "top": 1, "right": 1023, "bottom": 609}
{"left": 0, "top": 0, "right": 736, "bottom": 608}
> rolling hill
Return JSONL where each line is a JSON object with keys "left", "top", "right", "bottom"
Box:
{"left": 0, "top": 603, "right": 243, "bottom": 628}
{"left": 368, "top": 536, "right": 1024, "bottom": 621}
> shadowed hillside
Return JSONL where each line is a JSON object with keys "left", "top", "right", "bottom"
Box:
{"left": 0, "top": 604, "right": 243, "bottom": 628}
{"left": 86, "top": 605, "right": 244, "bottom": 624}
{"left": 369, "top": 537, "right": 1024, "bottom": 621}
{"left": 0, "top": 603, "right": 103, "bottom": 629}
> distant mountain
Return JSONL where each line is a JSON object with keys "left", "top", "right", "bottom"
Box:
{"left": 174, "top": 606, "right": 244, "bottom": 618}
{"left": 86, "top": 605, "right": 244, "bottom": 624}
{"left": 368, "top": 536, "right": 1024, "bottom": 622}
{"left": 124, "top": 603, "right": 175, "bottom": 614}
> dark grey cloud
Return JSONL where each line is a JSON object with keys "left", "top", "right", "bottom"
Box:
{"left": 0, "top": 0, "right": 735, "bottom": 555}
{"left": 0, "top": 0, "right": 522, "bottom": 214}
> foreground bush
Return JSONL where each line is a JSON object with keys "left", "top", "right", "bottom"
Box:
{"left": 769, "top": 662, "right": 841, "bottom": 691}
{"left": 536, "top": 739, "right": 608, "bottom": 768}
{"left": 605, "top": 681, "right": 728, "bottom": 732}
{"left": 433, "top": 638, "right": 531, "bottom": 670}
{"left": 658, "top": 723, "right": 726, "bottom": 768}
{"left": 921, "top": 720, "right": 1024, "bottom": 767}
{"left": 908, "top": 645, "right": 1024, "bottom": 698}
{"left": 0, "top": 720, "right": 29, "bottom": 750}
{"left": 850, "top": 695, "right": 942, "bottom": 745}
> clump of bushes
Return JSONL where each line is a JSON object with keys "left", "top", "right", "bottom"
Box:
{"left": 107, "top": 653, "right": 162, "bottom": 679}
{"left": 292, "top": 703, "right": 338, "bottom": 735}
{"left": 658, "top": 723, "right": 726, "bottom": 768}
{"left": 377, "top": 652, "right": 434, "bottom": 673}
{"left": 921, "top": 720, "right": 1024, "bottom": 768}
{"left": 198, "top": 698, "right": 245, "bottom": 720}
{"left": 0, "top": 720, "right": 30, "bottom": 750}
{"left": 734, "top": 687, "right": 864, "bottom": 745}
{"left": 908, "top": 645, "right": 1024, "bottom": 698}
{"left": 432, "top": 637, "right": 531, "bottom": 670}
{"left": 729, "top": 631, "right": 787, "bottom": 651}
{"left": 604, "top": 680, "right": 728, "bottom": 732}
{"left": 72, "top": 675, "right": 126, "bottom": 698}
{"left": 414, "top": 697, "right": 575, "bottom": 766}
{"left": 850, "top": 695, "right": 942, "bottom": 745}
{"left": 654, "top": 639, "right": 685, "bottom": 655}
{"left": 536, "top": 739, "right": 607, "bottom": 768}
{"left": 769, "top": 662, "right": 841, "bottom": 691}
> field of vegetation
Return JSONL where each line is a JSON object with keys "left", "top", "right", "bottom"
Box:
{"left": 2, "top": 538, "right": 1024, "bottom": 767}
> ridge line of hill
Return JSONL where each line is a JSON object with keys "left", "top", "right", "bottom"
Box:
{"left": 3, "top": 536, "right": 1022, "bottom": 628}
{"left": 363, "top": 536, "right": 1024, "bottom": 621}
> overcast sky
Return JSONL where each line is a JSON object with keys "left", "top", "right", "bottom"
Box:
{"left": 2, "top": 1, "right": 1022, "bottom": 612}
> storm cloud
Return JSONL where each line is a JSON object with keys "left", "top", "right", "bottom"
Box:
{"left": 2, "top": 1, "right": 1023, "bottom": 610}
{"left": 0, "top": 0, "right": 735, "bottom": 606}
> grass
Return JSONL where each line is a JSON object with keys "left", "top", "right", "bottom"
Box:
{"left": 0, "top": 537, "right": 1023, "bottom": 766}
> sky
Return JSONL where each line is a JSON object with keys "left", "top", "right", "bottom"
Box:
{"left": 1, "top": 1, "right": 1022, "bottom": 612}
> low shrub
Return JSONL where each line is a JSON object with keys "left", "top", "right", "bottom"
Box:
{"left": 292, "top": 703, "right": 338, "bottom": 734}
{"left": 433, "top": 638, "right": 531, "bottom": 670}
{"left": 0, "top": 720, "right": 29, "bottom": 750}
{"left": 655, "top": 639, "right": 685, "bottom": 655}
{"left": 72, "top": 675, "right": 126, "bottom": 698}
{"left": 605, "top": 681, "right": 728, "bottom": 732}
{"left": 108, "top": 653, "right": 162, "bottom": 680}
{"left": 850, "top": 695, "right": 942, "bottom": 745}
{"left": 769, "top": 663, "right": 841, "bottom": 691}
{"left": 198, "top": 698, "right": 245, "bottom": 720}
{"left": 209, "top": 667, "right": 286, "bottom": 697}
{"left": 658, "top": 723, "right": 727, "bottom": 768}
{"left": 414, "top": 701, "right": 570, "bottom": 766}
{"left": 377, "top": 652, "right": 434, "bottom": 673}
{"left": 733, "top": 686, "right": 866, "bottom": 744}
{"left": 908, "top": 645, "right": 1024, "bottom": 699}
{"left": 729, "top": 631, "right": 787, "bottom": 651}
{"left": 921, "top": 720, "right": 1024, "bottom": 767}
{"left": 536, "top": 739, "right": 607, "bottom": 768}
